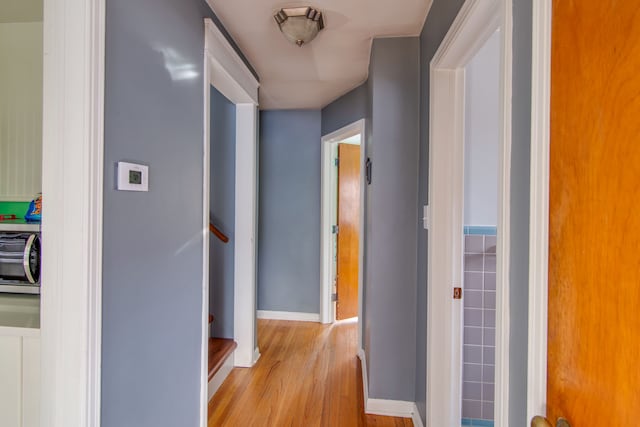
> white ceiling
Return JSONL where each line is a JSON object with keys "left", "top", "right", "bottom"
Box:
{"left": 206, "top": 0, "right": 432, "bottom": 110}
{"left": 0, "top": 0, "right": 42, "bottom": 24}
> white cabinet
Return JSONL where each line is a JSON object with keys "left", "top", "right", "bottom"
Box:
{"left": 0, "top": 334, "right": 40, "bottom": 427}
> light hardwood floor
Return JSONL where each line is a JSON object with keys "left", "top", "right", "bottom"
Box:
{"left": 208, "top": 319, "right": 414, "bottom": 427}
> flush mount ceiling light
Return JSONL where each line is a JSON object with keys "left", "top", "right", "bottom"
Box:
{"left": 274, "top": 6, "right": 325, "bottom": 47}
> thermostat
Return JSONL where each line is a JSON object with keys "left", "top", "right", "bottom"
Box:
{"left": 117, "top": 161, "right": 149, "bottom": 192}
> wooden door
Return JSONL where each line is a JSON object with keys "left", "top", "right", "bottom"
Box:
{"left": 336, "top": 144, "right": 361, "bottom": 320}
{"left": 547, "top": 0, "right": 640, "bottom": 424}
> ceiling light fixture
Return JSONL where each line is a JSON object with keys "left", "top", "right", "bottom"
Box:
{"left": 274, "top": 6, "right": 325, "bottom": 47}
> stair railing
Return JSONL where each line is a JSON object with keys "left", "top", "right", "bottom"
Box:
{"left": 209, "top": 223, "right": 229, "bottom": 243}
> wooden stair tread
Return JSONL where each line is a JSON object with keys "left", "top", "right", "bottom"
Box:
{"left": 208, "top": 338, "right": 237, "bottom": 381}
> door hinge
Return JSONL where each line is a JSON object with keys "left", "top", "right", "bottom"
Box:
{"left": 331, "top": 293, "right": 338, "bottom": 302}
{"left": 453, "top": 287, "right": 462, "bottom": 300}
{"left": 334, "top": 158, "right": 339, "bottom": 167}
{"left": 332, "top": 225, "right": 339, "bottom": 234}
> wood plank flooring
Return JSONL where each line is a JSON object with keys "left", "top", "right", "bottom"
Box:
{"left": 208, "top": 319, "right": 414, "bottom": 427}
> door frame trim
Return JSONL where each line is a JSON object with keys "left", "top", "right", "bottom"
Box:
{"left": 201, "top": 17, "right": 260, "bottom": 427}
{"left": 320, "top": 119, "right": 365, "bottom": 345}
{"left": 40, "top": 7, "right": 261, "bottom": 427}
{"left": 527, "top": 0, "right": 552, "bottom": 421}
{"left": 41, "top": 0, "right": 105, "bottom": 425}
{"left": 427, "top": 0, "right": 512, "bottom": 424}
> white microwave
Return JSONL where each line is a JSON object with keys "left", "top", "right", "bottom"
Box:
{"left": 0, "top": 225, "right": 41, "bottom": 294}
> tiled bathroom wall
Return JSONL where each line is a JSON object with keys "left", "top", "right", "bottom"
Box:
{"left": 462, "top": 231, "right": 496, "bottom": 426}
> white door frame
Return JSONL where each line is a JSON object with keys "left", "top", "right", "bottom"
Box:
{"left": 41, "top": 0, "right": 105, "bottom": 426}
{"left": 320, "top": 120, "right": 365, "bottom": 346}
{"left": 426, "top": 0, "right": 512, "bottom": 425}
{"left": 527, "top": 0, "right": 552, "bottom": 421}
{"left": 201, "top": 17, "right": 260, "bottom": 426}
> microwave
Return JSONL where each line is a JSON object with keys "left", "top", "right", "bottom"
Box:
{"left": 0, "top": 227, "right": 41, "bottom": 294}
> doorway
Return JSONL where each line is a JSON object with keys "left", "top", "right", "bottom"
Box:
{"left": 320, "top": 120, "right": 365, "bottom": 344}
{"left": 461, "top": 30, "right": 501, "bottom": 426}
{"left": 427, "top": 0, "right": 512, "bottom": 425}
{"left": 201, "top": 18, "right": 260, "bottom": 425}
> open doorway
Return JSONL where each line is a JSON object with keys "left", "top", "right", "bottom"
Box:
{"left": 320, "top": 119, "right": 365, "bottom": 344}
{"left": 201, "top": 18, "right": 260, "bottom": 424}
{"left": 427, "top": 0, "right": 512, "bottom": 425}
{"left": 461, "top": 29, "right": 501, "bottom": 426}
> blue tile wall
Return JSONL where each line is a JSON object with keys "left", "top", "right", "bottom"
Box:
{"left": 464, "top": 226, "right": 497, "bottom": 236}
{"left": 462, "top": 232, "right": 496, "bottom": 422}
{"left": 462, "top": 418, "right": 495, "bottom": 427}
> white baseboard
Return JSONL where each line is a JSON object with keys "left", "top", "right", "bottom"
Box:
{"left": 253, "top": 346, "right": 261, "bottom": 364}
{"left": 366, "top": 398, "right": 415, "bottom": 418}
{"left": 207, "top": 350, "right": 234, "bottom": 401}
{"left": 257, "top": 310, "right": 320, "bottom": 322}
{"left": 412, "top": 403, "right": 425, "bottom": 427}
{"left": 357, "top": 349, "right": 369, "bottom": 406}
{"left": 357, "top": 349, "right": 416, "bottom": 418}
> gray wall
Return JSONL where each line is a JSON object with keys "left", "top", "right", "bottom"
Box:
{"left": 209, "top": 86, "right": 236, "bottom": 339}
{"left": 101, "top": 1, "right": 254, "bottom": 425}
{"left": 416, "top": 0, "right": 467, "bottom": 421}
{"left": 257, "top": 110, "right": 322, "bottom": 314}
{"left": 364, "top": 37, "right": 420, "bottom": 401}
{"left": 464, "top": 31, "right": 500, "bottom": 227}
{"left": 321, "top": 83, "right": 368, "bottom": 136}
{"left": 509, "top": 0, "right": 533, "bottom": 424}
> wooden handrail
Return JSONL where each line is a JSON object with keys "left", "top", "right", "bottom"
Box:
{"left": 209, "top": 223, "right": 229, "bottom": 243}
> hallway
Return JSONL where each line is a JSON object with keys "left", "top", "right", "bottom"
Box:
{"left": 208, "top": 320, "right": 414, "bottom": 426}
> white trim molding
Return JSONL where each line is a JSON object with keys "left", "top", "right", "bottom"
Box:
{"left": 366, "top": 399, "right": 415, "bottom": 418}
{"left": 494, "top": 0, "right": 513, "bottom": 424}
{"left": 257, "top": 311, "right": 321, "bottom": 322}
{"left": 433, "top": 0, "right": 500, "bottom": 69}
{"left": 527, "top": 0, "right": 552, "bottom": 422}
{"left": 427, "top": 0, "right": 512, "bottom": 425}
{"left": 427, "top": 65, "right": 465, "bottom": 427}
{"left": 357, "top": 350, "right": 416, "bottom": 419}
{"left": 41, "top": 0, "right": 105, "bottom": 426}
{"left": 203, "top": 18, "right": 258, "bottom": 104}
{"left": 412, "top": 405, "right": 425, "bottom": 427}
{"left": 202, "top": 16, "right": 260, "bottom": 427}
{"left": 358, "top": 350, "right": 369, "bottom": 409}
{"left": 233, "top": 103, "right": 259, "bottom": 368}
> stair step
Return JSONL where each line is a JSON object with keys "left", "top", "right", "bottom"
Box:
{"left": 209, "top": 314, "right": 214, "bottom": 324}
{"left": 208, "top": 338, "right": 237, "bottom": 381}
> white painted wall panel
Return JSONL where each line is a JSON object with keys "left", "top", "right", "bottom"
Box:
{"left": 0, "top": 22, "right": 43, "bottom": 201}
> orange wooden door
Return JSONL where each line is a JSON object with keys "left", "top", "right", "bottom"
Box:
{"left": 336, "top": 144, "right": 361, "bottom": 320}
{"left": 547, "top": 0, "right": 640, "bottom": 424}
